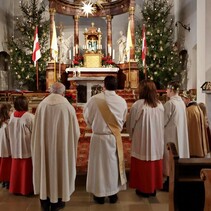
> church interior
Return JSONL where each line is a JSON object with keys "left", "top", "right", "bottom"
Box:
{"left": 0, "top": 0, "right": 211, "bottom": 210}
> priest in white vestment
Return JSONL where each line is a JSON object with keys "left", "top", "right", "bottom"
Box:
{"left": 163, "top": 81, "right": 190, "bottom": 189}
{"left": 83, "top": 76, "right": 127, "bottom": 204}
{"left": 126, "top": 80, "right": 164, "bottom": 197}
{"left": 31, "top": 82, "right": 80, "bottom": 211}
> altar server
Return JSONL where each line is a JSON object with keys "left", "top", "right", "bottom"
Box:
{"left": 83, "top": 75, "right": 128, "bottom": 204}
{"left": 0, "top": 103, "right": 12, "bottom": 189}
{"left": 126, "top": 79, "right": 164, "bottom": 197}
{"left": 8, "top": 96, "right": 34, "bottom": 195}
{"left": 163, "top": 81, "right": 190, "bottom": 190}
{"left": 31, "top": 82, "right": 80, "bottom": 211}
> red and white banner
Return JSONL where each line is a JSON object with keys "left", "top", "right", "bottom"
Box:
{"left": 32, "top": 26, "right": 41, "bottom": 66}
{"left": 142, "top": 24, "right": 147, "bottom": 67}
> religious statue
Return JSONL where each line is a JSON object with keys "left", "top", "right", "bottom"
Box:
{"left": 57, "top": 32, "right": 72, "bottom": 64}
{"left": 117, "top": 31, "right": 127, "bottom": 63}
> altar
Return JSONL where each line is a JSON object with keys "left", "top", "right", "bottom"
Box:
{"left": 66, "top": 67, "right": 119, "bottom": 103}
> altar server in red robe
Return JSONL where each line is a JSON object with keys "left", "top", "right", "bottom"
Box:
{"left": 8, "top": 96, "right": 34, "bottom": 195}
{"left": 0, "top": 103, "right": 13, "bottom": 189}
{"left": 126, "top": 79, "right": 164, "bottom": 197}
{"left": 31, "top": 82, "right": 80, "bottom": 211}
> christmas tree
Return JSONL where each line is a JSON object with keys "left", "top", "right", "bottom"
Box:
{"left": 8, "top": 0, "right": 50, "bottom": 91}
{"left": 135, "top": 0, "right": 182, "bottom": 89}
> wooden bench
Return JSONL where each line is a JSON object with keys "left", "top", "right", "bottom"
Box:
{"left": 167, "top": 142, "right": 211, "bottom": 211}
{"left": 200, "top": 169, "right": 211, "bottom": 211}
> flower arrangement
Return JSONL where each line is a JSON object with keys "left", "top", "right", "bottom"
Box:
{"left": 102, "top": 56, "right": 116, "bottom": 67}
{"left": 72, "top": 55, "right": 83, "bottom": 67}
{"left": 65, "top": 91, "right": 76, "bottom": 104}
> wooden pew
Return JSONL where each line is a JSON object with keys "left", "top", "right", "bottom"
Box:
{"left": 167, "top": 142, "right": 211, "bottom": 211}
{"left": 200, "top": 169, "right": 211, "bottom": 211}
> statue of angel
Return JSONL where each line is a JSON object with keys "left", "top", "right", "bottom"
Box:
{"left": 57, "top": 32, "right": 73, "bottom": 64}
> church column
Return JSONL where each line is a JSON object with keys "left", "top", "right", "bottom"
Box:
{"left": 74, "top": 15, "right": 80, "bottom": 57}
{"left": 106, "top": 15, "right": 112, "bottom": 57}
{"left": 49, "top": 8, "right": 56, "bottom": 61}
{"left": 129, "top": 6, "right": 135, "bottom": 61}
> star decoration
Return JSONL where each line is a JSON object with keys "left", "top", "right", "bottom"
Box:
{"left": 81, "top": 1, "right": 96, "bottom": 17}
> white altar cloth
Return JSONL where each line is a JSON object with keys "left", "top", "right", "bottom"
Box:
{"left": 65, "top": 67, "right": 119, "bottom": 73}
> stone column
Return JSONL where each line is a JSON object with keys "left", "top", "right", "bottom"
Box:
{"left": 129, "top": 6, "right": 135, "bottom": 61}
{"left": 49, "top": 8, "right": 56, "bottom": 61}
{"left": 74, "top": 15, "right": 80, "bottom": 57}
{"left": 106, "top": 15, "right": 112, "bottom": 57}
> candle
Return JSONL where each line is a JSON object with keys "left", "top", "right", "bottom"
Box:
{"left": 76, "top": 44, "right": 78, "bottom": 54}
{"left": 73, "top": 47, "right": 75, "bottom": 57}
{"left": 112, "top": 49, "right": 115, "bottom": 60}
{"left": 69, "top": 50, "right": 71, "bottom": 60}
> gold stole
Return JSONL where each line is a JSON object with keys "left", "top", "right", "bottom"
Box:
{"left": 95, "top": 93, "right": 126, "bottom": 185}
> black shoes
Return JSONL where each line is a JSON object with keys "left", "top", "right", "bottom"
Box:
{"left": 161, "top": 177, "right": 169, "bottom": 192}
{"left": 40, "top": 198, "right": 65, "bottom": 211}
{"left": 108, "top": 194, "right": 118, "bottom": 203}
{"left": 93, "top": 195, "right": 105, "bottom": 204}
{"left": 93, "top": 194, "right": 118, "bottom": 204}
{"left": 135, "top": 189, "right": 156, "bottom": 197}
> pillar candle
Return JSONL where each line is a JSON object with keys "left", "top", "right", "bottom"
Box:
{"left": 112, "top": 49, "right": 115, "bottom": 60}
{"left": 69, "top": 50, "right": 71, "bottom": 60}
{"left": 73, "top": 47, "right": 75, "bottom": 57}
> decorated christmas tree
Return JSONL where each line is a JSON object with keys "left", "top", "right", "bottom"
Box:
{"left": 135, "top": 0, "right": 182, "bottom": 89}
{"left": 8, "top": 0, "right": 50, "bottom": 91}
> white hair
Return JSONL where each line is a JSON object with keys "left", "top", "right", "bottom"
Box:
{"left": 50, "top": 82, "right": 65, "bottom": 95}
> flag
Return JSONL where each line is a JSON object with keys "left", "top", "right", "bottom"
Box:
{"left": 126, "top": 19, "right": 133, "bottom": 62}
{"left": 32, "top": 26, "right": 41, "bottom": 66}
{"left": 51, "top": 20, "right": 58, "bottom": 62}
{"left": 142, "top": 24, "right": 147, "bottom": 67}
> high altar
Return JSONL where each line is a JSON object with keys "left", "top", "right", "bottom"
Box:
{"left": 46, "top": 0, "right": 139, "bottom": 96}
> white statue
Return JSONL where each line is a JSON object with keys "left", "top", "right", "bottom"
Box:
{"left": 57, "top": 32, "right": 72, "bottom": 64}
{"left": 117, "top": 31, "right": 127, "bottom": 63}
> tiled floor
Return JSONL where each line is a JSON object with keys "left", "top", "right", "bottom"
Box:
{"left": 0, "top": 175, "right": 169, "bottom": 211}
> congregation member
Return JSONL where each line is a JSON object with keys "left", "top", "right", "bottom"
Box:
{"left": 198, "top": 102, "right": 211, "bottom": 150}
{"left": 163, "top": 81, "right": 190, "bottom": 190}
{"left": 83, "top": 75, "right": 127, "bottom": 204}
{"left": 31, "top": 82, "right": 80, "bottom": 211}
{"left": 0, "top": 103, "right": 12, "bottom": 189}
{"left": 181, "top": 93, "right": 210, "bottom": 157}
{"left": 126, "top": 80, "right": 164, "bottom": 197}
{"left": 8, "top": 96, "right": 34, "bottom": 195}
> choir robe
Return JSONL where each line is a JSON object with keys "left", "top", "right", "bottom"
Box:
{"left": 8, "top": 111, "right": 34, "bottom": 195}
{"left": 31, "top": 93, "right": 80, "bottom": 203}
{"left": 126, "top": 99, "right": 164, "bottom": 193}
{"left": 186, "top": 102, "right": 210, "bottom": 157}
{"left": 164, "top": 95, "right": 190, "bottom": 176}
{"left": 0, "top": 121, "right": 11, "bottom": 182}
{"left": 83, "top": 90, "right": 128, "bottom": 197}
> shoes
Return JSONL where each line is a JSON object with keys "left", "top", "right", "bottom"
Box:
{"left": 135, "top": 189, "right": 150, "bottom": 198}
{"left": 93, "top": 195, "right": 105, "bottom": 204}
{"left": 108, "top": 194, "right": 118, "bottom": 204}
{"left": 51, "top": 198, "right": 65, "bottom": 211}
{"left": 135, "top": 189, "right": 157, "bottom": 197}
{"left": 161, "top": 177, "right": 169, "bottom": 192}
{"left": 40, "top": 198, "right": 50, "bottom": 211}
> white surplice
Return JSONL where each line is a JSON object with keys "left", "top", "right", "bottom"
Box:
{"left": 31, "top": 93, "right": 80, "bottom": 203}
{"left": 0, "top": 122, "right": 10, "bottom": 157}
{"left": 8, "top": 112, "right": 34, "bottom": 158}
{"left": 83, "top": 90, "right": 128, "bottom": 197}
{"left": 126, "top": 99, "right": 164, "bottom": 161}
{"left": 164, "top": 95, "right": 190, "bottom": 176}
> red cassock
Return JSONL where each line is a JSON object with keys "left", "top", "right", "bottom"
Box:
{"left": 129, "top": 157, "right": 163, "bottom": 193}
{"left": 8, "top": 111, "right": 34, "bottom": 195}
{"left": 9, "top": 158, "right": 33, "bottom": 195}
{"left": 0, "top": 157, "right": 12, "bottom": 182}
